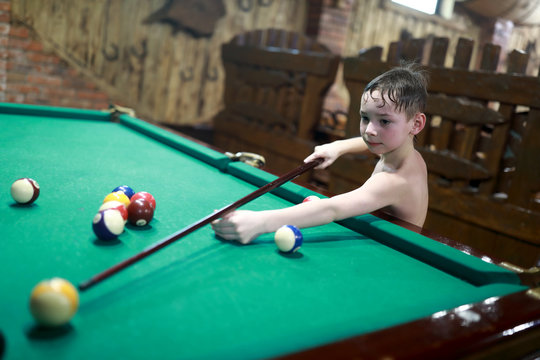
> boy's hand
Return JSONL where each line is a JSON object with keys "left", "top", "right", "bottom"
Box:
{"left": 304, "top": 143, "right": 340, "bottom": 169}
{"left": 211, "top": 210, "right": 265, "bottom": 244}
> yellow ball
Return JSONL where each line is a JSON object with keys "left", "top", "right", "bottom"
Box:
{"left": 103, "top": 191, "right": 130, "bottom": 208}
{"left": 29, "top": 278, "right": 79, "bottom": 327}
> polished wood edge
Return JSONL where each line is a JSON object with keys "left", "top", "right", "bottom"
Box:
{"left": 277, "top": 288, "right": 540, "bottom": 360}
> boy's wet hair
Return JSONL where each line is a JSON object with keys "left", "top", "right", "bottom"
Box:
{"left": 363, "top": 63, "right": 429, "bottom": 119}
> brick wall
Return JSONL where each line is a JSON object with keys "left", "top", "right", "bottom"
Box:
{"left": 0, "top": 0, "right": 112, "bottom": 109}
{"left": 307, "top": 0, "right": 353, "bottom": 124}
{"left": 317, "top": 0, "right": 352, "bottom": 55}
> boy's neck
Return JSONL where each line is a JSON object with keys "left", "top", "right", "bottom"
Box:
{"left": 379, "top": 137, "right": 415, "bottom": 171}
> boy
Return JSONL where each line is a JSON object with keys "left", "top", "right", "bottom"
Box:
{"left": 212, "top": 64, "right": 429, "bottom": 244}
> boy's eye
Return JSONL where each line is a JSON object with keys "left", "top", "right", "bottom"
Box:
{"left": 380, "top": 119, "right": 390, "bottom": 126}
{"left": 361, "top": 116, "right": 369, "bottom": 123}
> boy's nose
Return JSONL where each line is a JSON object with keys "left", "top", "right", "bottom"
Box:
{"left": 365, "top": 122, "right": 377, "bottom": 136}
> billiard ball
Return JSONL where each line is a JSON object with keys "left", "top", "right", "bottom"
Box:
{"left": 112, "top": 185, "right": 135, "bottom": 199}
{"left": 92, "top": 209, "right": 125, "bottom": 240}
{"left": 131, "top": 191, "right": 156, "bottom": 210}
{"left": 11, "top": 178, "right": 40, "bottom": 204}
{"left": 274, "top": 225, "right": 303, "bottom": 253}
{"left": 128, "top": 198, "right": 154, "bottom": 226}
{"left": 303, "top": 195, "right": 320, "bottom": 203}
{"left": 29, "top": 277, "right": 79, "bottom": 327}
{"left": 103, "top": 191, "right": 130, "bottom": 208}
{"left": 99, "top": 200, "right": 128, "bottom": 223}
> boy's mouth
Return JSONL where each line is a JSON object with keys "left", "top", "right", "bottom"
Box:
{"left": 365, "top": 139, "right": 382, "bottom": 146}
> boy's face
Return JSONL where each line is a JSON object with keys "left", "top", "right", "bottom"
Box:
{"left": 359, "top": 90, "right": 415, "bottom": 155}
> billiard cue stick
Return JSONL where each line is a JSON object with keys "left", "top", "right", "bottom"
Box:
{"left": 78, "top": 158, "right": 323, "bottom": 291}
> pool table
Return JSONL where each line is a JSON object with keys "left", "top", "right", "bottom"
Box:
{"left": 0, "top": 102, "right": 539, "bottom": 360}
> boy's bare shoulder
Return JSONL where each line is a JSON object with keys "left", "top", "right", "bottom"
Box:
{"left": 401, "top": 149, "right": 427, "bottom": 178}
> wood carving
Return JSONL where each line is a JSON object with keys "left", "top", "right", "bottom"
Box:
{"left": 143, "top": 0, "right": 225, "bottom": 37}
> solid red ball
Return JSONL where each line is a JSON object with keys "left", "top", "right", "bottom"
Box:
{"left": 131, "top": 191, "right": 156, "bottom": 210}
{"left": 128, "top": 198, "right": 154, "bottom": 226}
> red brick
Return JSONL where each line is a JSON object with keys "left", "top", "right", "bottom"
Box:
{"left": 6, "top": 72, "right": 27, "bottom": 82}
{"left": 67, "top": 68, "right": 78, "bottom": 77}
{"left": 25, "top": 52, "right": 61, "bottom": 64}
{"left": 8, "top": 37, "right": 30, "bottom": 49}
{"left": 9, "top": 26, "right": 29, "bottom": 38}
{"left": 5, "top": 61, "right": 32, "bottom": 72}
{"left": 26, "top": 40, "right": 43, "bottom": 52}
{"left": 9, "top": 83, "right": 40, "bottom": 94}
{"left": 77, "top": 91, "right": 108, "bottom": 101}
{"left": 32, "top": 64, "right": 54, "bottom": 74}
{"left": 0, "top": 13, "right": 10, "bottom": 23}
{"left": 0, "top": 2, "right": 11, "bottom": 12}
{"left": 27, "top": 74, "right": 63, "bottom": 87}
{"left": 8, "top": 37, "right": 44, "bottom": 52}
{"left": 62, "top": 77, "right": 86, "bottom": 88}
{"left": 84, "top": 82, "right": 97, "bottom": 90}
{"left": 46, "top": 87, "right": 76, "bottom": 98}
{"left": 0, "top": 23, "right": 9, "bottom": 35}
{"left": 5, "top": 94, "right": 25, "bottom": 102}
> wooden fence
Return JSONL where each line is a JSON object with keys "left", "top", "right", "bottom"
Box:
{"left": 331, "top": 37, "right": 540, "bottom": 267}
{"left": 213, "top": 28, "right": 340, "bottom": 181}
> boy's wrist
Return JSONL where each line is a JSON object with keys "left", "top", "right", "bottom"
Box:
{"left": 260, "top": 211, "right": 273, "bottom": 234}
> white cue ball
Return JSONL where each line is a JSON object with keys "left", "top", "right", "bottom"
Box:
{"left": 274, "top": 225, "right": 303, "bottom": 253}
{"left": 11, "top": 178, "right": 40, "bottom": 204}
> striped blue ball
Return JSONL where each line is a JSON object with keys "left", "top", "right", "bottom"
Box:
{"left": 92, "top": 209, "right": 125, "bottom": 241}
{"left": 274, "top": 225, "right": 303, "bottom": 253}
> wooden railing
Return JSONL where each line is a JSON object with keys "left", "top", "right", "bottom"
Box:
{"left": 213, "top": 29, "right": 340, "bottom": 179}
{"left": 332, "top": 37, "right": 539, "bottom": 267}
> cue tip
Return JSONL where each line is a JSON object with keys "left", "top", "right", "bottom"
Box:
{"left": 78, "top": 280, "right": 92, "bottom": 292}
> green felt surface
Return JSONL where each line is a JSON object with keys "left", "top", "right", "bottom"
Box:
{"left": 0, "top": 103, "right": 526, "bottom": 360}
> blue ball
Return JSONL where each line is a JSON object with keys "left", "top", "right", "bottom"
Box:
{"left": 274, "top": 225, "right": 303, "bottom": 253}
{"left": 112, "top": 185, "right": 135, "bottom": 199}
{"left": 92, "top": 209, "right": 125, "bottom": 241}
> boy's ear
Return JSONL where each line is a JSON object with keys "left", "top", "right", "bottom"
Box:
{"left": 411, "top": 112, "right": 426, "bottom": 135}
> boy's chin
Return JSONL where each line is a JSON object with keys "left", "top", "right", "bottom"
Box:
{"left": 366, "top": 143, "right": 385, "bottom": 153}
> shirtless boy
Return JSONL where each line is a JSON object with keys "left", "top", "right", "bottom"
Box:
{"left": 212, "top": 64, "right": 429, "bottom": 244}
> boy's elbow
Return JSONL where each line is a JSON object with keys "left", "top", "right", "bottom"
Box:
{"left": 324, "top": 201, "right": 346, "bottom": 223}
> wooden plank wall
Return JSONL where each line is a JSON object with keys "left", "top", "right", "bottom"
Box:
{"left": 342, "top": 1, "right": 483, "bottom": 63}
{"left": 9, "top": 0, "right": 307, "bottom": 126}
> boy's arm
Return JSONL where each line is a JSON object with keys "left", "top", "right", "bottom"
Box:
{"left": 304, "top": 137, "right": 368, "bottom": 169}
{"left": 212, "top": 171, "right": 404, "bottom": 244}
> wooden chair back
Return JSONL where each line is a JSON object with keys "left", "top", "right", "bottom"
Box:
{"left": 214, "top": 28, "right": 339, "bottom": 175}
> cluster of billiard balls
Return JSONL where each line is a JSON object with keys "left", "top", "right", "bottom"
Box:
{"left": 9, "top": 180, "right": 159, "bottom": 327}
{"left": 93, "top": 185, "right": 156, "bottom": 241}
